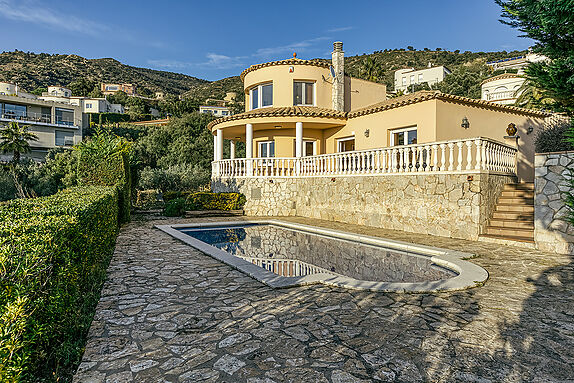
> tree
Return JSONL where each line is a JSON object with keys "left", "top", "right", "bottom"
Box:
{"left": 68, "top": 78, "right": 98, "bottom": 97}
{"left": 358, "top": 56, "right": 385, "bottom": 83}
{"left": 0, "top": 122, "right": 39, "bottom": 163}
{"left": 496, "top": 0, "right": 574, "bottom": 114}
{"left": 434, "top": 62, "right": 491, "bottom": 99}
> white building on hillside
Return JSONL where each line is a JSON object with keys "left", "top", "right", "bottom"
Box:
{"left": 199, "top": 105, "right": 232, "bottom": 117}
{"left": 394, "top": 65, "right": 451, "bottom": 93}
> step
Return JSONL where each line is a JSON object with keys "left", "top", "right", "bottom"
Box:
{"left": 503, "top": 183, "right": 534, "bottom": 191}
{"left": 488, "top": 218, "right": 534, "bottom": 229}
{"left": 485, "top": 226, "right": 534, "bottom": 238}
{"left": 479, "top": 233, "right": 536, "bottom": 245}
{"left": 500, "top": 190, "right": 534, "bottom": 198}
{"left": 492, "top": 211, "right": 534, "bottom": 220}
{"left": 495, "top": 204, "right": 534, "bottom": 213}
{"left": 496, "top": 197, "right": 534, "bottom": 205}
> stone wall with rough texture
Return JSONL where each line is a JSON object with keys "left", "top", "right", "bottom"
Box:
{"left": 212, "top": 173, "right": 514, "bottom": 241}
{"left": 534, "top": 152, "right": 574, "bottom": 254}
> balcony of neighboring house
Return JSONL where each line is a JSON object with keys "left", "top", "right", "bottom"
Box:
{"left": 486, "top": 90, "right": 518, "bottom": 102}
{"left": 0, "top": 104, "right": 80, "bottom": 129}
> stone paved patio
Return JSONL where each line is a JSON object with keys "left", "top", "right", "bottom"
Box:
{"left": 74, "top": 216, "right": 574, "bottom": 383}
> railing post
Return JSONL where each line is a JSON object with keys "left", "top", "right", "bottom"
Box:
{"left": 431, "top": 144, "right": 438, "bottom": 171}
{"left": 465, "top": 140, "right": 473, "bottom": 171}
{"left": 456, "top": 141, "right": 463, "bottom": 171}
{"left": 474, "top": 139, "right": 482, "bottom": 170}
{"left": 447, "top": 142, "right": 455, "bottom": 171}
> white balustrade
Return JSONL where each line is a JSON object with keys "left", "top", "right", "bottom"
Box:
{"left": 212, "top": 137, "right": 517, "bottom": 179}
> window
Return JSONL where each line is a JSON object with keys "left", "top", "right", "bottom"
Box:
{"left": 402, "top": 77, "right": 407, "bottom": 86}
{"left": 221, "top": 111, "right": 228, "bottom": 116}
{"left": 41, "top": 107, "right": 51, "bottom": 123}
{"left": 55, "top": 108, "right": 74, "bottom": 126}
{"left": 303, "top": 140, "right": 316, "bottom": 156}
{"left": 55, "top": 130, "right": 75, "bottom": 146}
{"left": 258, "top": 141, "right": 275, "bottom": 158}
{"left": 410, "top": 75, "right": 415, "bottom": 84}
{"left": 418, "top": 73, "right": 424, "bottom": 83}
{"left": 86, "top": 103, "right": 92, "bottom": 109}
{"left": 390, "top": 127, "right": 417, "bottom": 146}
{"left": 337, "top": 137, "right": 355, "bottom": 152}
{"left": 293, "top": 81, "right": 315, "bottom": 106}
{"left": 106, "top": 85, "right": 118, "bottom": 91}
{"left": 250, "top": 82, "right": 273, "bottom": 110}
{"left": 2, "top": 103, "right": 27, "bottom": 119}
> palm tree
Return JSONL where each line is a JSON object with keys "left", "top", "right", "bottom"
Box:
{"left": 514, "top": 79, "right": 557, "bottom": 110}
{"left": 359, "top": 57, "right": 384, "bottom": 83}
{"left": 0, "top": 121, "right": 39, "bottom": 163}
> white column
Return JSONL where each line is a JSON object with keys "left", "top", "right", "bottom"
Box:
{"left": 230, "top": 140, "right": 236, "bottom": 160}
{"left": 216, "top": 128, "right": 223, "bottom": 161}
{"left": 295, "top": 122, "right": 303, "bottom": 157}
{"left": 213, "top": 134, "right": 217, "bottom": 161}
{"left": 245, "top": 124, "right": 253, "bottom": 158}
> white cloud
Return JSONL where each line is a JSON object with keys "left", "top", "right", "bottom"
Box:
{"left": 326, "top": 26, "right": 354, "bottom": 33}
{"left": 148, "top": 53, "right": 247, "bottom": 71}
{"left": 0, "top": 0, "right": 109, "bottom": 35}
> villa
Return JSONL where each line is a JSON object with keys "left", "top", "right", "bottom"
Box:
{"left": 209, "top": 41, "right": 555, "bottom": 247}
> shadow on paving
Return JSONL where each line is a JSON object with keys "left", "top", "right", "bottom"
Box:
{"left": 72, "top": 218, "right": 574, "bottom": 383}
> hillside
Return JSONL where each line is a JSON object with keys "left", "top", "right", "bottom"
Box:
{"left": 0, "top": 48, "right": 528, "bottom": 104}
{"left": 0, "top": 51, "right": 209, "bottom": 96}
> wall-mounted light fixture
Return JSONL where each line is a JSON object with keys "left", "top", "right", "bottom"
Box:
{"left": 506, "top": 123, "right": 517, "bottom": 136}
{"left": 461, "top": 117, "right": 470, "bottom": 129}
{"left": 274, "top": 125, "right": 282, "bottom": 129}
{"left": 527, "top": 126, "right": 534, "bottom": 135}
{"left": 364, "top": 129, "right": 370, "bottom": 137}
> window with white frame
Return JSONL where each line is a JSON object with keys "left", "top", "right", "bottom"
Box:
{"left": 250, "top": 82, "right": 273, "bottom": 110}
{"left": 258, "top": 140, "right": 275, "bottom": 158}
{"left": 337, "top": 136, "right": 355, "bottom": 152}
{"left": 402, "top": 77, "right": 407, "bottom": 86}
{"left": 86, "top": 103, "right": 92, "bottom": 109}
{"left": 410, "top": 75, "right": 415, "bottom": 84}
{"left": 418, "top": 73, "right": 424, "bottom": 83}
{"left": 390, "top": 127, "right": 417, "bottom": 146}
{"left": 293, "top": 81, "right": 315, "bottom": 106}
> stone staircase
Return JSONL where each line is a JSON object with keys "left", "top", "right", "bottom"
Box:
{"left": 480, "top": 183, "right": 535, "bottom": 245}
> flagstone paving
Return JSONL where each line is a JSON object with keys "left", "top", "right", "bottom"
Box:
{"left": 74, "top": 216, "right": 574, "bottom": 383}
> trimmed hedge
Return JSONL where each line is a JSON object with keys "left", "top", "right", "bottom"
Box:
{"left": 186, "top": 192, "right": 246, "bottom": 211}
{"left": 0, "top": 186, "right": 119, "bottom": 382}
{"left": 78, "top": 151, "right": 131, "bottom": 223}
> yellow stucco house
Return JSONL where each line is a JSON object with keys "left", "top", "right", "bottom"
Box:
{"left": 209, "top": 42, "right": 547, "bottom": 183}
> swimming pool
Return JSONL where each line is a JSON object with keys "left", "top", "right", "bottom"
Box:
{"left": 157, "top": 220, "right": 488, "bottom": 292}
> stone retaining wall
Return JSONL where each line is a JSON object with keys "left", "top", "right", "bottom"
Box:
{"left": 213, "top": 173, "right": 514, "bottom": 241}
{"left": 534, "top": 152, "right": 574, "bottom": 254}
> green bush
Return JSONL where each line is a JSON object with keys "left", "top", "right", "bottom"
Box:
{"left": 186, "top": 192, "right": 246, "bottom": 211}
{"left": 134, "top": 189, "right": 162, "bottom": 209}
{"left": 76, "top": 129, "right": 132, "bottom": 223}
{"left": 164, "top": 197, "right": 186, "bottom": 216}
{"left": 535, "top": 121, "right": 574, "bottom": 153}
{"left": 0, "top": 186, "right": 119, "bottom": 382}
{"left": 138, "top": 164, "right": 210, "bottom": 192}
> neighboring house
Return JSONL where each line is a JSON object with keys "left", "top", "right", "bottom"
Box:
{"left": 101, "top": 83, "right": 136, "bottom": 96}
{"left": 200, "top": 105, "right": 233, "bottom": 117}
{"left": 0, "top": 82, "right": 38, "bottom": 99}
{"left": 0, "top": 92, "right": 85, "bottom": 160}
{"left": 394, "top": 65, "right": 451, "bottom": 93}
{"left": 486, "top": 52, "right": 546, "bottom": 71}
{"left": 209, "top": 41, "right": 548, "bottom": 183}
{"left": 481, "top": 73, "right": 526, "bottom": 105}
{"left": 39, "top": 90, "right": 125, "bottom": 114}
{"left": 481, "top": 52, "right": 547, "bottom": 105}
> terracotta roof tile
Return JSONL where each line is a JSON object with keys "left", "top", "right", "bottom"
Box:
{"left": 240, "top": 58, "right": 330, "bottom": 81}
{"left": 481, "top": 72, "right": 524, "bottom": 85}
{"left": 207, "top": 106, "right": 347, "bottom": 130}
{"left": 348, "top": 91, "right": 549, "bottom": 118}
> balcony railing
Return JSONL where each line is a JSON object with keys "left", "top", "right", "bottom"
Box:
{"left": 486, "top": 90, "right": 517, "bottom": 101}
{"left": 0, "top": 112, "right": 76, "bottom": 127}
{"left": 212, "top": 137, "right": 517, "bottom": 178}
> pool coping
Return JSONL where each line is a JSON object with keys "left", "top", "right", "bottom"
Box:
{"left": 155, "top": 219, "right": 489, "bottom": 293}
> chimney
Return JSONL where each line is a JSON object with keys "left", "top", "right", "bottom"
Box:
{"left": 331, "top": 41, "right": 344, "bottom": 111}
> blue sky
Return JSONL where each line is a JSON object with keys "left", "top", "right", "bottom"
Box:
{"left": 0, "top": 0, "right": 532, "bottom": 81}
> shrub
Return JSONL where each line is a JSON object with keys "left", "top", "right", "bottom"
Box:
{"left": 535, "top": 121, "right": 574, "bottom": 153}
{"left": 138, "top": 164, "right": 210, "bottom": 192}
{"left": 164, "top": 197, "right": 186, "bottom": 216}
{"left": 76, "top": 128, "right": 132, "bottom": 223}
{"left": 186, "top": 192, "right": 246, "bottom": 211}
{"left": 0, "top": 186, "right": 119, "bottom": 381}
{"left": 134, "top": 189, "right": 162, "bottom": 209}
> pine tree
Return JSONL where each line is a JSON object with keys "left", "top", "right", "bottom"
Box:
{"left": 496, "top": 0, "right": 574, "bottom": 114}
